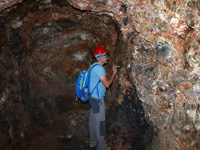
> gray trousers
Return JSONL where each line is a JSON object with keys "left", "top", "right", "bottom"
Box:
{"left": 89, "top": 97, "right": 107, "bottom": 150}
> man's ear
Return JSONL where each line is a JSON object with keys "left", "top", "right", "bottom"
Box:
{"left": 96, "top": 57, "right": 100, "bottom": 61}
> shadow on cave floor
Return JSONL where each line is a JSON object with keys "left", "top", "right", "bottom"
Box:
{"left": 28, "top": 111, "right": 152, "bottom": 150}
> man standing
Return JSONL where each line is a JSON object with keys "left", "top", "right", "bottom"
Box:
{"left": 89, "top": 45, "right": 117, "bottom": 150}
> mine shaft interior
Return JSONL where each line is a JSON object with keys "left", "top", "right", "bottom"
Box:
{"left": 2, "top": 0, "right": 200, "bottom": 150}
{"left": 0, "top": 0, "right": 152, "bottom": 149}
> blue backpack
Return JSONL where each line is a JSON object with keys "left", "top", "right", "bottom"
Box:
{"left": 75, "top": 63, "right": 100, "bottom": 102}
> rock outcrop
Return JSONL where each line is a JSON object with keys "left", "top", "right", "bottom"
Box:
{"left": 1, "top": 0, "right": 200, "bottom": 149}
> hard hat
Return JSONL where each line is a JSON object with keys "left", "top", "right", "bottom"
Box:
{"left": 93, "top": 45, "right": 110, "bottom": 57}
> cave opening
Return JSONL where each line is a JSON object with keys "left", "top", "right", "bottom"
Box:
{"left": 0, "top": 0, "right": 153, "bottom": 149}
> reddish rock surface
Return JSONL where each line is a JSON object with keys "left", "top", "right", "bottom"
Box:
{"left": 1, "top": 0, "right": 200, "bottom": 150}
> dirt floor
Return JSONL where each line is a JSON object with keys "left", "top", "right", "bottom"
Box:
{"left": 28, "top": 110, "right": 152, "bottom": 150}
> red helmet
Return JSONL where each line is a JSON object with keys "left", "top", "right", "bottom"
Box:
{"left": 93, "top": 45, "right": 110, "bottom": 56}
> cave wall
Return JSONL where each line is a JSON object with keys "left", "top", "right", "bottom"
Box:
{"left": 65, "top": 0, "right": 200, "bottom": 149}
{"left": 0, "top": 1, "right": 121, "bottom": 149}
{"left": 1, "top": 0, "right": 200, "bottom": 150}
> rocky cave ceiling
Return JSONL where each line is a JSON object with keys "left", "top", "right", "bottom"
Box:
{"left": 1, "top": 0, "right": 200, "bottom": 150}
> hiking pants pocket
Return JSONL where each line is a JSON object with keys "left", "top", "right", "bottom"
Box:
{"left": 89, "top": 98, "right": 100, "bottom": 113}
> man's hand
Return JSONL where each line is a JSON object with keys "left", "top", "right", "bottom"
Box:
{"left": 100, "top": 64, "right": 118, "bottom": 88}
{"left": 112, "top": 65, "right": 117, "bottom": 76}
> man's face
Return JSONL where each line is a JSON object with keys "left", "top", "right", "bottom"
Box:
{"left": 103, "top": 54, "right": 109, "bottom": 64}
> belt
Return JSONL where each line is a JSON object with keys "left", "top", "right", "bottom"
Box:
{"left": 90, "top": 96, "right": 104, "bottom": 101}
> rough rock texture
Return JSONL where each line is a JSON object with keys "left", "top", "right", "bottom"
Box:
{"left": 66, "top": 0, "right": 200, "bottom": 149}
{"left": 1, "top": 0, "right": 200, "bottom": 150}
{"left": 0, "top": 0, "right": 151, "bottom": 150}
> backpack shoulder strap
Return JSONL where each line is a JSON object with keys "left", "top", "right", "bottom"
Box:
{"left": 89, "top": 63, "right": 101, "bottom": 98}
{"left": 90, "top": 63, "right": 100, "bottom": 69}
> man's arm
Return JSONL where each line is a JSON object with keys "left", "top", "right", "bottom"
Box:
{"left": 100, "top": 65, "right": 117, "bottom": 88}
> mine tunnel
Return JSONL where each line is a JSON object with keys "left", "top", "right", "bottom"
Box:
{"left": 2, "top": 0, "right": 200, "bottom": 150}
{"left": 0, "top": 0, "right": 152, "bottom": 150}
